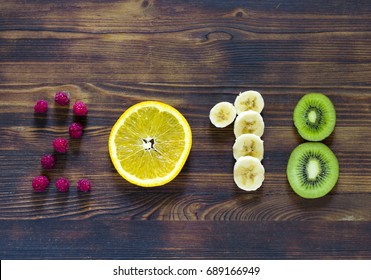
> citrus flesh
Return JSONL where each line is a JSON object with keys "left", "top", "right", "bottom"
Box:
{"left": 109, "top": 101, "right": 192, "bottom": 187}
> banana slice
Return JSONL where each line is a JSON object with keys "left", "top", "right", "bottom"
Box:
{"left": 234, "top": 156, "right": 265, "bottom": 191}
{"left": 209, "top": 102, "right": 236, "bottom": 128}
{"left": 234, "top": 110, "right": 264, "bottom": 138}
{"left": 233, "top": 134, "right": 264, "bottom": 161}
{"left": 234, "top": 90, "right": 264, "bottom": 114}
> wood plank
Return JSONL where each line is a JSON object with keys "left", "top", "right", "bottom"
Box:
{"left": 1, "top": 219, "right": 370, "bottom": 259}
{"left": 0, "top": 84, "right": 370, "bottom": 222}
{"left": 1, "top": 1, "right": 371, "bottom": 85}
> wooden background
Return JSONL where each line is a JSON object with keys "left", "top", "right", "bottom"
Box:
{"left": 1, "top": 0, "right": 371, "bottom": 259}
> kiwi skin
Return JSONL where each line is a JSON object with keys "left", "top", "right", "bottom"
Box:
{"left": 287, "top": 142, "right": 339, "bottom": 199}
{"left": 293, "top": 93, "right": 336, "bottom": 141}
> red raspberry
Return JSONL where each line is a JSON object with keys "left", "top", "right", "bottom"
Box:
{"left": 69, "top": 122, "right": 83, "bottom": 138}
{"left": 73, "top": 101, "right": 88, "bottom": 116}
{"left": 56, "top": 178, "right": 70, "bottom": 192}
{"left": 32, "top": 176, "right": 49, "bottom": 192}
{"left": 54, "top": 91, "right": 70, "bottom": 106}
{"left": 77, "top": 179, "right": 91, "bottom": 192}
{"left": 52, "top": 137, "right": 69, "bottom": 153}
{"left": 34, "top": 99, "right": 48, "bottom": 113}
{"left": 40, "top": 154, "right": 56, "bottom": 169}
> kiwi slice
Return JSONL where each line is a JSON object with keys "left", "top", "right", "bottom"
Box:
{"left": 294, "top": 93, "right": 336, "bottom": 141}
{"left": 286, "top": 142, "right": 339, "bottom": 199}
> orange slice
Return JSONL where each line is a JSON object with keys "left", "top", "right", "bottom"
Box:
{"left": 108, "top": 101, "right": 192, "bottom": 187}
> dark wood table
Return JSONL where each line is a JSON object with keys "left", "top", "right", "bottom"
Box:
{"left": 1, "top": 0, "right": 370, "bottom": 259}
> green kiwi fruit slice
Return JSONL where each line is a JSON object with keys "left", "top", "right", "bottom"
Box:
{"left": 294, "top": 93, "right": 336, "bottom": 141}
{"left": 287, "top": 142, "right": 339, "bottom": 199}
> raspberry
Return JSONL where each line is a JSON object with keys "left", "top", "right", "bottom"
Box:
{"left": 69, "top": 122, "right": 83, "bottom": 139}
{"left": 32, "top": 176, "right": 49, "bottom": 192}
{"left": 52, "top": 137, "right": 69, "bottom": 153}
{"left": 40, "top": 154, "right": 56, "bottom": 169}
{"left": 56, "top": 177, "right": 70, "bottom": 192}
{"left": 55, "top": 91, "right": 70, "bottom": 106}
{"left": 34, "top": 99, "right": 48, "bottom": 113}
{"left": 73, "top": 101, "right": 88, "bottom": 116}
{"left": 77, "top": 179, "right": 91, "bottom": 192}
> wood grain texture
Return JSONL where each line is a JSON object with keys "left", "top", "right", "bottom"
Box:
{"left": 1, "top": 219, "right": 370, "bottom": 259}
{"left": 1, "top": 0, "right": 371, "bottom": 259}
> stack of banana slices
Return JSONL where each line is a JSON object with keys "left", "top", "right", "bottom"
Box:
{"left": 209, "top": 90, "right": 265, "bottom": 191}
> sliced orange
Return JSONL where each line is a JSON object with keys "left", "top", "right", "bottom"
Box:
{"left": 108, "top": 101, "right": 192, "bottom": 187}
